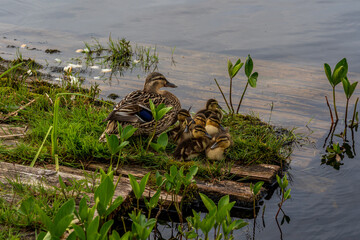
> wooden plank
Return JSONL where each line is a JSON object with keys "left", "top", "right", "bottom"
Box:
{"left": 87, "top": 163, "right": 149, "bottom": 178}
{"left": 197, "top": 180, "right": 264, "bottom": 203}
{"left": 228, "top": 164, "right": 280, "bottom": 183}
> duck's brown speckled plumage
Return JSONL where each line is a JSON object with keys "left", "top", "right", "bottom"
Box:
{"left": 99, "top": 73, "right": 181, "bottom": 141}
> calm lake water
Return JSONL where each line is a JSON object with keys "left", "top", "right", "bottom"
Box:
{"left": 1, "top": 0, "right": 360, "bottom": 239}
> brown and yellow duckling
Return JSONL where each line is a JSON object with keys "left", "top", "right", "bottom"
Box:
{"left": 174, "top": 125, "right": 212, "bottom": 161}
{"left": 176, "top": 113, "right": 206, "bottom": 143}
{"left": 169, "top": 109, "right": 191, "bottom": 141}
{"left": 206, "top": 133, "right": 232, "bottom": 161}
{"left": 193, "top": 112, "right": 207, "bottom": 127}
{"left": 196, "top": 99, "right": 223, "bottom": 120}
{"left": 205, "top": 114, "right": 226, "bottom": 137}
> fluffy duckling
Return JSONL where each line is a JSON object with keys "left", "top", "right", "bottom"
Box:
{"left": 196, "top": 99, "right": 223, "bottom": 120}
{"left": 176, "top": 116, "right": 196, "bottom": 144}
{"left": 205, "top": 114, "right": 226, "bottom": 137}
{"left": 169, "top": 109, "right": 191, "bottom": 141}
{"left": 206, "top": 134, "right": 232, "bottom": 161}
{"left": 193, "top": 113, "right": 207, "bottom": 127}
{"left": 174, "top": 125, "right": 212, "bottom": 161}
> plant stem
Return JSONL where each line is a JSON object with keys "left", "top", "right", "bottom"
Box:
{"left": 236, "top": 82, "right": 249, "bottom": 114}
{"left": 115, "top": 149, "right": 122, "bottom": 172}
{"left": 351, "top": 97, "right": 359, "bottom": 127}
{"left": 229, "top": 77, "right": 234, "bottom": 113}
{"left": 275, "top": 191, "right": 284, "bottom": 220}
{"left": 332, "top": 87, "right": 339, "bottom": 121}
{"left": 325, "top": 96, "right": 334, "bottom": 124}
{"left": 345, "top": 98, "right": 349, "bottom": 127}
{"left": 146, "top": 121, "right": 158, "bottom": 153}
{"left": 214, "top": 78, "right": 231, "bottom": 113}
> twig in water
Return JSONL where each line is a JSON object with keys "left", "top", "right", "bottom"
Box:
{"left": 214, "top": 78, "right": 231, "bottom": 112}
{"left": 325, "top": 96, "right": 334, "bottom": 124}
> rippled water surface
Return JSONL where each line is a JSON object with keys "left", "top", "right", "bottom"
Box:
{"left": 1, "top": 1, "right": 360, "bottom": 239}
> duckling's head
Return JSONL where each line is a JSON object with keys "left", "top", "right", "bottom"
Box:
{"left": 206, "top": 99, "right": 221, "bottom": 111}
{"left": 210, "top": 134, "right": 231, "bottom": 150}
{"left": 192, "top": 125, "right": 212, "bottom": 139}
{"left": 194, "top": 113, "right": 206, "bottom": 127}
{"left": 143, "top": 72, "right": 177, "bottom": 93}
{"left": 206, "top": 114, "right": 225, "bottom": 130}
{"left": 177, "top": 109, "right": 191, "bottom": 123}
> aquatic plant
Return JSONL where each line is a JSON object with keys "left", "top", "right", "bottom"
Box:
{"left": 275, "top": 174, "right": 291, "bottom": 220}
{"left": 146, "top": 99, "right": 172, "bottom": 152}
{"left": 350, "top": 97, "right": 359, "bottom": 128}
{"left": 250, "top": 181, "right": 264, "bottom": 218}
{"left": 341, "top": 76, "right": 358, "bottom": 128}
{"left": 150, "top": 132, "right": 169, "bottom": 153}
{"left": 324, "top": 58, "right": 348, "bottom": 122}
{"left": 214, "top": 54, "right": 258, "bottom": 115}
{"left": 128, "top": 172, "right": 151, "bottom": 212}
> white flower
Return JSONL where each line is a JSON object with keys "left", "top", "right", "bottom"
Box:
{"left": 101, "top": 68, "right": 112, "bottom": 73}
{"left": 20, "top": 44, "right": 27, "bottom": 48}
{"left": 54, "top": 58, "right": 62, "bottom": 63}
{"left": 133, "top": 59, "right": 140, "bottom": 64}
{"left": 94, "top": 76, "right": 100, "bottom": 80}
{"left": 27, "top": 70, "right": 33, "bottom": 76}
{"left": 63, "top": 66, "right": 72, "bottom": 73}
{"left": 75, "top": 49, "right": 84, "bottom": 53}
{"left": 90, "top": 65, "right": 100, "bottom": 69}
{"left": 70, "top": 76, "right": 79, "bottom": 85}
{"left": 68, "top": 63, "right": 82, "bottom": 68}
{"left": 83, "top": 48, "right": 90, "bottom": 53}
{"left": 54, "top": 77, "right": 62, "bottom": 81}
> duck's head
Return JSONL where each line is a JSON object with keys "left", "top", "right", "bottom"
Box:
{"left": 192, "top": 125, "right": 212, "bottom": 139}
{"left": 177, "top": 109, "right": 191, "bottom": 123}
{"left": 143, "top": 72, "right": 177, "bottom": 93}
{"left": 206, "top": 99, "right": 221, "bottom": 111}
{"left": 210, "top": 134, "right": 231, "bottom": 150}
{"left": 206, "top": 114, "right": 225, "bottom": 131}
{"left": 194, "top": 113, "right": 206, "bottom": 127}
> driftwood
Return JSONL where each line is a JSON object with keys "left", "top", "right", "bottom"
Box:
{"left": 229, "top": 164, "right": 281, "bottom": 183}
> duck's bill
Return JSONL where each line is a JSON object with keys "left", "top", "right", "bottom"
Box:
{"left": 205, "top": 132, "right": 212, "bottom": 139}
{"left": 165, "top": 81, "right": 177, "bottom": 88}
{"left": 220, "top": 124, "right": 225, "bottom": 131}
{"left": 210, "top": 142, "right": 219, "bottom": 149}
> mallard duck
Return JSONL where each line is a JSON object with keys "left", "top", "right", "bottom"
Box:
{"left": 174, "top": 125, "right": 212, "bottom": 161}
{"left": 169, "top": 109, "right": 191, "bottom": 141}
{"left": 99, "top": 72, "right": 181, "bottom": 141}
{"left": 206, "top": 133, "right": 232, "bottom": 161}
{"left": 193, "top": 113, "right": 207, "bottom": 127}
{"left": 196, "top": 99, "right": 223, "bottom": 120}
{"left": 205, "top": 114, "right": 226, "bottom": 137}
{"left": 176, "top": 116, "right": 195, "bottom": 144}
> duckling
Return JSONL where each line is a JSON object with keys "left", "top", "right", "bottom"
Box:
{"left": 169, "top": 109, "right": 191, "bottom": 140}
{"left": 176, "top": 116, "right": 195, "bottom": 143}
{"left": 193, "top": 113, "right": 207, "bottom": 127}
{"left": 205, "top": 114, "right": 226, "bottom": 137}
{"left": 196, "top": 99, "right": 223, "bottom": 120}
{"left": 174, "top": 125, "right": 212, "bottom": 161}
{"left": 206, "top": 134, "right": 232, "bottom": 161}
{"left": 99, "top": 72, "right": 181, "bottom": 141}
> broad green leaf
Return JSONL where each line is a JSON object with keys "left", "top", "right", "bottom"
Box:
{"left": 36, "top": 231, "right": 51, "bottom": 240}
{"left": 53, "top": 199, "right": 75, "bottom": 227}
{"left": 334, "top": 58, "right": 348, "bottom": 77}
{"left": 170, "top": 165, "right": 178, "bottom": 177}
{"left": 155, "top": 171, "right": 163, "bottom": 187}
{"left": 248, "top": 72, "right": 258, "bottom": 88}
{"left": 324, "top": 63, "right": 332, "bottom": 85}
{"left": 185, "top": 166, "right": 198, "bottom": 183}
{"left": 139, "top": 172, "right": 151, "bottom": 198}
{"left": 276, "top": 175, "right": 282, "bottom": 188}
{"left": 199, "top": 193, "right": 216, "bottom": 212}
{"left": 100, "top": 220, "right": 114, "bottom": 240}
{"left": 78, "top": 197, "right": 89, "bottom": 222}
{"left": 157, "top": 132, "right": 168, "bottom": 148}
{"left": 72, "top": 225, "right": 85, "bottom": 240}
{"left": 333, "top": 66, "right": 346, "bottom": 86}
{"left": 342, "top": 77, "right": 350, "bottom": 98}
{"left": 157, "top": 106, "right": 173, "bottom": 120}
{"left": 149, "top": 189, "right": 161, "bottom": 209}
{"left": 129, "top": 174, "right": 141, "bottom": 199}
{"left": 284, "top": 189, "right": 291, "bottom": 200}
{"left": 149, "top": 99, "right": 156, "bottom": 117}
{"left": 227, "top": 59, "right": 233, "bottom": 78}
{"left": 231, "top": 62, "right": 243, "bottom": 78}
{"left": 245, "top": 55, "right": 253, "bottom": 78}
{"left": 66, "top": 231, "right": 77, "bottom": 240}
{"left": 150, "top": 142, "right": 161, "bottom": 152}
{"left": 95, "top": 176, "right": 114, "bottom": 212}
{"left": 121, "top": 125, "right": 137, "bottom": 141}
{"left": 253, "top": 181, "right": 264, "bottom": 195}
{"left": 217, "top": 195, "right": 230, "bottom": 210}
{"left": 117, "top": 141, "right": 129, "bottom": 152}
{"left": 87, "top": 216, "right": 101, "bottom": 240}
{"left": 349, "top": 81, "right": 358, "bottom": 99}
{"left": 105, "top": 196, "right": 123, "bottom": 217}
{"left": 54, "top": 214, "right": 74, "bottom": 238}
{"left": 106, "top": 134, "right": 120, "bottom": 155}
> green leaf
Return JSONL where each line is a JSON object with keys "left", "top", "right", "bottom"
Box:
{"left": 199, "top": 193, "right": 216, "bottom": 212}
{"left": 139, "top": 172, "right": 151, "bottom": 198}
{"left": 157, "top": 132, "right": 168, "bottom": 148}
{"left": 72, "top": 225, "right": 85, "bottom": 240}
{"left": 333, "top": 66, "right": 346, "bottom": 86}
{"left": 129, "top": 174, "right": 141, "bottom": 199}
{"left": 217, "top": 195, "right": 229, "bottom": 210}
{"left": 117, "top": 141, "right": 129, "bottom": 152}
{"left": 231, "top": 62, "right": 243, "bottom": 78}
{"left": 106, "top": 134, "right": 120, "bottom": 155}
{"left": 245, "top": 55, "right": 253, "bottom": 78}
{"left": 18, "top": 196, "right": 35, "bottom": 216}
{"left": 54, "top": 215, "right": 74, "bottom": 238}
{"left": 149, "top": 189, "right": 161, "bottom": 209}
{"left": 334, "top": 58, "right": 348, "bottom": 77}
{"left": 105, "top": 196, "right": 123, "bottom": 217}
{"left": 248, "top": 72, "right": 258, "bottom": 88}
{"left": 253, "top": 181, "right": 264, "bottom": 195}
{"left": 157, "top": 106, "right": 173, "bottom": 120}
{"left": 53, "top": 199, "right": 75, "bottom": 227}
{"left": 276, "top": 175, "right": 282, "bottom": 189}
{"left": 284, "top": 189, "right": 291, "bottom": 200}
{"left": 95, "top": 176, "right": 114, "bottom": 215}
{"left": 99, "top": 220, "right": 114, "bottom": 240}
{"left": 227, "top": 59, "right": 233, "bottom": 78}
{"left": 349, "top": 81, "right": 358, "bottom": 99}
{"left": 121, "top": 125, "right": 137, "bottom": 142}
{"left": 324, "top": 63, "right": 332, "bottom": 85}
{"left": 66, "top": 231, "right": 77, "bottom": 240}
{"left": 87, "top": 216, "right": 100, "bottom": 240}
{"left": 78, "top": 197, "right": 88, "bottom": 222}
{"left": 149, "top": 99, "right": 156, "bottom": 118}
{"left": 150, "top": 142, "right": 161, "bottom": 152}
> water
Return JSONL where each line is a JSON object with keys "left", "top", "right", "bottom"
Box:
{"left": 1, "top": 0, "right": 360, "bottom": 239}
